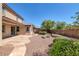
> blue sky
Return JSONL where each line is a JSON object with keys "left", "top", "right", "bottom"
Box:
{"left": 7, "top": 3, "right": 79, "bottom": 27}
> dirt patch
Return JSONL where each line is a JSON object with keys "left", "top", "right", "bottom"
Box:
{"left": 0, "top": 44, "right": 14, "bottom": 56}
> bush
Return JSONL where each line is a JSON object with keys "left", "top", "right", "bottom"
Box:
{"left": 48, "top": 37, "right": 79, "bottom": 56}
{"left": 38, "top": 31, "right": 47, "bottom": 35}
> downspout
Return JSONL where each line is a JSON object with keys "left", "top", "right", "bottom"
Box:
{"left": 15, "top": 16, "right": 18, "bottom": 35}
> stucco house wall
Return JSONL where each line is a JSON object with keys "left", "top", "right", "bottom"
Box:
{"left": 2, "top": 3, "right": 26, "bottom": 38}
{"left": 2, "top": 24, "right": 11, "bottom": 38}
{"left": 2, "top": 3, "right": 35, "bottom": 39}
{"left": 4, "top": 9, "right": 17, "bottom": 21}
{"left": 17, "top": 18, "right": 23, "bottom": 23}
{"left": 16, "top": 24, "right": 26, "bottom": 35}
{"left": 25, "top": 25, "right": 34, "bottom": 35}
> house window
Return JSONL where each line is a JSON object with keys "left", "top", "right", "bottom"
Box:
{"left": 2, "top": 25, "right": 5, "bottom": 32}
{"left": 17, "top": 26, "right": 19, "bottom": 32}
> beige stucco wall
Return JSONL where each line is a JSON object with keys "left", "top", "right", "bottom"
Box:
{"left": 16, "top": 24, "right": 26, "bottom": 35}
{"left": 4, "top": 9, "right": 17, "bottom": 21}
{"left": 25, "top": 25, "right": 34, "bottom": 35}
{"left": 0, "top": 3, "right": 2, "bottom": 41}
{"left": 16, "top": 25, "right": 34, "bottom": 35}
{"left": 2, "top": 6, "right": 25, "bottom": 38}
{"left": 2, "top": 23, "right": 26, "bottom": 38}
{"left": 2, "top": 24, "right": 11, "bottom": 38}
{"left": 18, "top": 18, "right": 23, "bottom": 23}
{"left": 30, "top": 25, "right": 34, "bottom": 34}
{"left": 3, "top": 8, "right": 23, "bottom": 23}
{"left": 2, "top": 4, "right": 34, "bottom": 38}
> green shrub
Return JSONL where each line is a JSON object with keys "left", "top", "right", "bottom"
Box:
{"left": 48, "top": 37, "right": 79, "bottom": 56}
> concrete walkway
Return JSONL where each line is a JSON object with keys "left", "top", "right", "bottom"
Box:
{"left": 0, "top": 34, "right": 33, "bottom": 56}
{"left": 0, "top": 35, "right": 31, "bottom": 46}
{"left": 9, "top": 45, "right": 26, "bottom": 56}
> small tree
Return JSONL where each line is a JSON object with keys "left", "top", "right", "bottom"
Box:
{"left": 55, "top": 21, "right": 66, "bottom": 30}
{"left": 72, "top": 12, "right": 79, "bottom": 26}
{"left": 41, "top": 20, "right": 55, "bottom": 33}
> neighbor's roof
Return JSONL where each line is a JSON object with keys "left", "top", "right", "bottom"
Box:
{"left": 2, "top": 3, "right": 24, "bottom": 20}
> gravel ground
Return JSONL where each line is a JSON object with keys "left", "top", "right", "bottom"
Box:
{"left": 25, "top": 34, "right": 53, "bottom": 56}
{"left": 0, "top": 44, "right": 14, "bottom": 56}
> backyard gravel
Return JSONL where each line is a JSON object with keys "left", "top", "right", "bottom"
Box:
{"left": 25, "top": 34, "right": 53, "bottom": 56}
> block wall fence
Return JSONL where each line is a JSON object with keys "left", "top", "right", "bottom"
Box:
{"left": 51, "top": 29, "right": 79, "bottom": 39}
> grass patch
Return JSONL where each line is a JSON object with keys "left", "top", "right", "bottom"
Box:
{"left": 48, "top": 37, "right": 79, "bottom": 56}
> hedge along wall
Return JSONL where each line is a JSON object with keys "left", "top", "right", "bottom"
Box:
{"left": 51, "top": 29, "right": 79, "bottom": 39}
